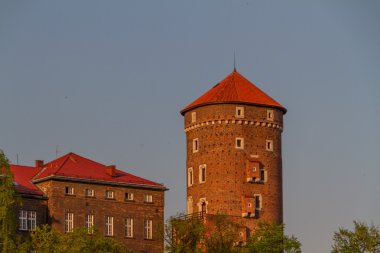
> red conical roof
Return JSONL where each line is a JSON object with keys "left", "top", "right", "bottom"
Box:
{"left": 180, "top": 70, "right": 286, "bottom": 115}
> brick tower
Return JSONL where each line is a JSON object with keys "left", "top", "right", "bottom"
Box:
{"left": 180, "top": 69, "right": 286, "bottom": 237}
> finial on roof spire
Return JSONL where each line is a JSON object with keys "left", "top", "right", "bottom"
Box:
{"left": 233, "top": 51, "right": 236, "bottom": 72}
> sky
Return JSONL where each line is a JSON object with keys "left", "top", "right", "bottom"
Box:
{"left": 1, "top": 1, "right": 379, "bottom": 252}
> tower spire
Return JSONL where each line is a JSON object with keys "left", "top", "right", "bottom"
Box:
{"left": 233, "top": 51, "right": 236, "bottom": 72}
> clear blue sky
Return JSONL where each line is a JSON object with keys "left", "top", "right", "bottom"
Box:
{"left": 1, "top": 1, "right": 379, "bottom": 252}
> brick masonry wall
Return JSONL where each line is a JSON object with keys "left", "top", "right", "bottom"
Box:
{"left": 36, "top": 180, "right": 164, "bottom": 253}
{"left": 184, "top": 104, "right": 284, "bottom": 232}
{"left": 15, "top": 196, "right": 48, "bottom": 232}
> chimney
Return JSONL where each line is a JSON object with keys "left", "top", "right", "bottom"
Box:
{"left": 35, "top": 160, "right": 44, "bottom": 168}
{"left": 106, "top": 165, "right": 116, "bottom": 177}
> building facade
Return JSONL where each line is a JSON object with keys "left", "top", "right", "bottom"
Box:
{"left": 10, "top": 152, "right": 167, "bottom": 253}
{"left": 180, "top": 70, "right": 286, "bottom": 239}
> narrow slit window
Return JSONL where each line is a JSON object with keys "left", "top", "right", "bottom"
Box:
{"left": 236, "top": 138, "right": 244, "bottom": 149}
{"left": 188, "top": 167, "right": 193, "bottom": 186}
{"left": 266, "top": 140, "right": 273, "bottom": 151}
{"left": 191, "top": 112, "right": 196, "bottom": 123}
{"left": 236, "top": 107, "right": 244, "bottom": 118}
{"left": 199, "top": 164, "right": 206, "bottom": 183}
{"left": 193, "top": 138, "right": 199, "bottom": 153}
{"left": 267, "top": 110, "right": 274, "bottom": 121}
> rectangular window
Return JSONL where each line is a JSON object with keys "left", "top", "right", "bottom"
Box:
{"left": 85, "top": 189, "right": 94, "bottom": 197}
{"left": 105, "top": 216, "right": 114, "bottom": 236}
{"left": 65, "top": 186, "right": 74, "bottom": 195}
{"left": 144, "top": 194, "right": 153, "bottom": 203}
{"left": 188, "top": 167, "right": 193, "bottom": 186}
{"left": 199, "top": 164, "right": 206, "bottom": 183}
{"left": 125, "top": 192, "right": 134, "bottom": 201}
{"left": 191, "top": 112, "right": 196, "bottom": 123}
{"left": 266, "top": 140, "right": 273, "bottom": 151}
{"left": 267, "top": 110, "right": 274, "bottom": 121}
{"left": 236, "top": 107, "right": 244, "bottom": 118}
{"left": 106, "top": 190, "right": 114, "bottom": 199}
{"left": 255, "top": 195, "right": 262, "bottom": 210}
{"left": 19, "top": 210, "right": 28, "bottom": 231}
{"left": 144, "top": 219, "right": 153, "bottom": 239}
{"left": 125, "top": 218, "right": 134, "bottom": 238}
{"left": 236, "top": 138, "right": 244, "bottom": 149}
{"left": 193, "top": 138, "right": 199, "bottom": 153}
{"left": 65, "top": 213, "right": 74, "bottom": 232}
{"left": 19, "top": 210, "right": 37, "bottom": 231}
{"left": 85, "top": 214, "right": 94, "bottom": 234}
{"left": 28, "top": 211, "right": 36, "bottom": 230}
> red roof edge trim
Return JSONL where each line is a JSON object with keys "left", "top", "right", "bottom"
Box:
{"left": 32, "top": 175, "right": 168, "bottom": 191}
{"left": 180, "top": 101, "right": 287, "bottom": 115}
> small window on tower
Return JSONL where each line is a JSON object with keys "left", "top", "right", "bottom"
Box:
{"left": 266, "top": 140, "right": 273, "bottom": 151}
{"left": 188, "top": 167, "right": 194, "bottom": 187}
{"left": 236, "top": 107, "right": 244, "bottom": 118}
{"left": 236, "top": 138, "right": 244, "bottom": 149}
{"left": 254, "top": 195, "right": 262, "bottom": 210}
{"left": 191, "top": 112, "right": 196, "bottom": 123}
{"left": 193, "top": 138, "right": 199, "bottom": 153}
{"left": 267, "top": 110, "right": 274, "bottom": 121}
{"left": 199, "top": 164, "right": 206, "bottom": 183}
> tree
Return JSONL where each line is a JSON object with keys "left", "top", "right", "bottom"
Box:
{"left": 331, "top": 220, "right": 380, "bottom": 253}
{"left": 247, "top": 222, "right": 301, "bottom": 253}
{"left": 30, "top": 224, "right": 62, "bottom": 253}
{"left": 164, "top": 214, "right": 204, "bottom": 253}
{"left": 0, "top": 149, "right": 23, "bottom": 253}
{"left": 30, "top": 225, "right": 133, "bottom": 253}
{"left": 204, "top": 214, "right": 243, "bottom": 253}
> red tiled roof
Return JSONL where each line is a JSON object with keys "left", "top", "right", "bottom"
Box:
{"left": 180, "top": 70, "right": 286, "bottom": 115}
{"left": 10, "top": 165, "right": 44, "bottom": 196}
{"left": 33, "top": 153, "right": 164, "bottom": 188}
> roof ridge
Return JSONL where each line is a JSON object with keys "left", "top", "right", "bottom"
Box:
{"left": 53, "top": 153, "right": 73, "bottom": 175}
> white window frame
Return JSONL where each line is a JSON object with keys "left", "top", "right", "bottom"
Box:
{"left": 125, "top": 218, "right": 134, "bottom": 238}
{"left": 254, "top": 194, "right": 262, "bottom": 210}
{"left": 188, "top": 167, "right": 193, "bottom": 187}
{"left": 199, "top": 164, "right": 206, "bottom": 183}
{"left": 85, "top": 189, "right": 94, "bottom": 197}
{"left": 65, "top": 212, "right": 74, "bottom": 233}
{"left": 266, "top": 140, "right": 273, "bottom": 151}
{"left": 193, "top": 138, "right": 199, "bottom": 153}
{"left": 106, "top": 190, "right": 114, "bottom": 199}
{"left": 28, "top": 211, "right": 36, "bottom": 231}
{"left": 85, "top": 214, "right": 94, "bottom": 234}
{"left": 236, "top": 137, "right": 244, "bottom": 149}
{"left": 144, "top": 194, "right": 153, "bottom": 203}
{"left": 105, "top": 216, "right": 114, "bottom": 236}
{"left": 125, "top": 192, "right": 134, "bottom": 201}
{"left": 267, "top": 110, "right": 274, "bottom": 121}
{"left": 236, "top": 107, "right": 244, "bottom": 118}
{"left": 19, "top": 210, "right": 28, "bottom": 231}
{"left": 65, "top": 186, "right": 74, "bottom": 195}
{"left": 191, "top": 111, "right": 196, "bottom": 123}
{"left": 144, "top": 219, "right": 153, "bottom": 239}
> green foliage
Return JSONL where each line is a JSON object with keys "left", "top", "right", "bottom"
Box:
{"left": 204, "top": 214, "right": 242, "bottom": 253}
{"left": 0, "top": 150, "right": 23, "bottom": 253}
{"left": 331, "top": 220, "right": 380, "bottom": 253}
{"left": 246, "top": 222, "right": 301, "bottom": 253}
{"left": 30, "top": 224, "right": 62, "bottom": 253}
{"left": 164, "top": 214, "right": 204, "bottom": 253}
{"left": 30, "top": 225, "right": 132, "bottom": 253}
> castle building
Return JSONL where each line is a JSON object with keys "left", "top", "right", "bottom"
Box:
{"left": 180, "top": 70, "right": 286, "bottom": 238}
{"left": 10, "top": 152, "right": 167, "bottom": 253}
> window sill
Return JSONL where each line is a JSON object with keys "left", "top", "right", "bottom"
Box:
{"left": 144, "top": 238, "right": 154, "bottom": 241}
{"left": 125, "top": 236, "right": 135, "bottom": 239}
{"left": 125, "top": 199, "right": 135, "bottom": 202}
{"left": 64, "top": 194, "right": 76, "bottom": 197}
{"left": 144, "top": 201, "right": 154, "bottom": 204}
{"left": 105, "top": 198, "right": 115, "bottom": 200}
